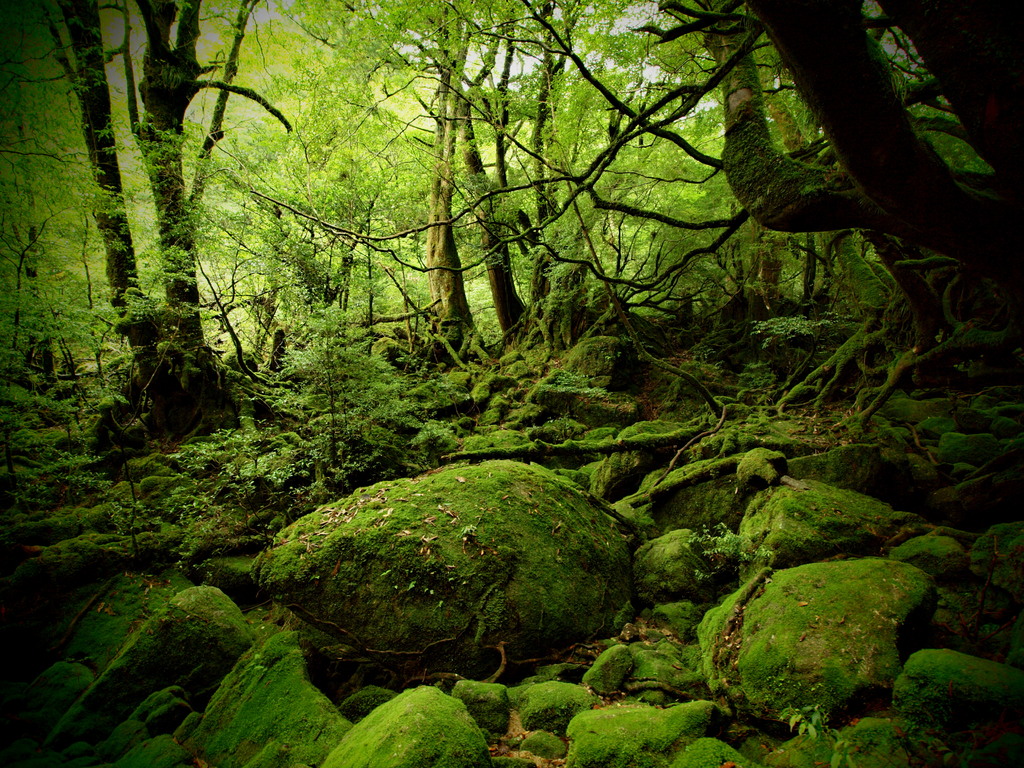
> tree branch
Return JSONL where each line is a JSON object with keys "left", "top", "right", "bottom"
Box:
{"left": 194, "top": 80, "right": 292, "bottom": 132}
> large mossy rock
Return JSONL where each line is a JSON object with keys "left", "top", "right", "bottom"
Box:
{"left": 321, "top": 685, "right": 491, "bottom": 768}
{"left": 178, "top": 631, "right": 352, "bottom": 768}
{"left": 892, "top": 648, "right": 1024, "bottom": 730}
{"left": 699, "top": 559, "right": 935, "bottom": 720}
{"left": 46, "top": 586, "right": 254, "bottom": 748}
{"left": 564, "top": 700, "right": 721, "bottom": 768}
{"left": 740, "top": 481, "right": 924, "bottom": 573}
{"left": 254, "top": 461, "right": 633, "bottom": 678}
{"left": 516, "top": 681, "right": 599, "bottom": 735}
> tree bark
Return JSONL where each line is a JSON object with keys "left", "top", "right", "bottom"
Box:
{"left": 425, "top": 43, "right": 474, "bottom": 350}
{"left": 53, "top": 0, "right": 155, "bottom": 350}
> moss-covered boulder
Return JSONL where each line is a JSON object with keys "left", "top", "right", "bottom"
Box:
{"left": 892, "top": 648, "right": 1024, "bottom": 730}
{"left": 735, "top": 448, "right": 787, "bottom": 489}
{"left": 888, "top": 533, "right": 969, "bottom": 579}
{"left": 671, "top": 736, "right": 763, "bottom": 768}
{"left": 564, "top": 700, "right": 721, "bottom": 767}
{"left": 179, "top": 631, "right": 351, "bottom": 768}
{"left": 112, "top": 733, "right": 193, "bottom": 768}
{"left": 254, "top": 461, "right": 632, "bottom": 678}
{"left": 562, "top": 335, "right": 635, "bottom": 390}
{"left": 582, "top": 643, "right": 634, "bottom": 695}
{"left": 590, "top": 421, "right": 689, "bottom": 500}
{"left": 521, "top": 729, "right": 568, "bottom": 759}
{"left": 338, "top": 685, "right": 397, "bottom": 723}
{"left": 699, "top": 559, "right": 935, "bottom": 720}
{"left": 936, "top": 432, "right": 1003, "bottom": 467}
{"left": 633, "top": 529, "right": 712, "bottom": 605}
{"left": 740, "top": 481, "right": 924, "bottom": 573}
{"left": 1, "top": 661, "right": 94, "bottom": 742}
{"left": 321, "top": 685, "right": 491, "bottom": 768}
{"left": 451, "top": 680, "right": 510, "bottom": 736}
{"left": 785, "top": 443, "right": 900, "bottom": 500}
{"left": 517, "top": 681, "right": 599, "bottom": 735}
{"left": 969, "top": 521, "right": 1024, "bottom": 601}
{"left": 526, "top": 369, "right": 640, "bottom": 428}
{"left": 46, "top": 585, "right": 254, "bottom": 748}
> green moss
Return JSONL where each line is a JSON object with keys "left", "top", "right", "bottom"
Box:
{"left": 700, "top": 559, "right": 935, "bottom": 720}
{"left": 893, "top": 648, "right": 1024, "bottom": 729}
{"left": 740, "top": 481, "right": 924, "bottom": 572}
{"left": 633, "top": 529, "right": 711, "bottom": 605}
{"left": 671, "top": 737, "right": 763, "bottom": 768}
{"left": 451, "top": 680, "right": 510, "bottom": 736}
{"left": 582, "top": 643, "right": 634, "bottom": 695}
{"left": 936, "top": 432, "right": 1003, "bottom": 467}
{"left": 969, "top": 522, "right": 1024, "bottom": 601}
{"left": 110, "top": 733, "right": 193, "bottom": 768}
{"left": 129, "top": 686, "right": 191, "bottom": 735}
{"left": 338, "top": 685, "right": 397, "bottom": 723}
{"left": 651, "top": 601, "right": 706, "bottom": 642}
{"left": 321, "top": 686, "right": 491, "bottom": 768}
{"left": 47, "top": 586, "right": 254, "bottom": 748}
{"left": 735, "top": 448, "right": 787, "bottom": 489}
{"left": 517, "top": 681, "right": 598, "bottom": 735}
{"left": 180, "top": 630, "right": 351, "bottom": 768}
{"left": 521, "top": 729, "right": 567, "bottom": 759}
{"left": 254, "top": 461, "right": 632, "bottom": 679}
{"left": 564, "top": 700, "right": 720, "bottom": 767}
{"left": 888, "top": 534, "right": 967, "bottom": 578}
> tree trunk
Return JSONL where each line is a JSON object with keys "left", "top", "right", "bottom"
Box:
{"left": 458, "top": 90, "right": 524, "bottom": 335}
{"left": 53, "top": 0, "right": 156, "bottom": 351}
{"left": 425, "top": 51, "right": 473, "bottom": 351}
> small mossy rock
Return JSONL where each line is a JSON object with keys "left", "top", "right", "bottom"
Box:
{"left": 735, "top": 448, "right": 787, "bottom": 490}
{"left": 564, "top": 700, "right": 720, "bottom": 768}
{"left": 47, "top": 585, "right": 254, "bottom": 748}
{"left": 969, "top": 521, "right": 1024, "bottom": 601}
{"left": 180, "top": 631, "right": 351, "bottom": 768}
{"left": 582, "top": 643, "right": 634, "bottom": 695}
{"left": 129, "top": 686, "right": 192, "bottom": 735}
{"left": 936, "top": 432, "right": 1003, "bottom": 467}
{"left": 880, "top": 395, "right": 951, "bottom": 423}
{"left": 634, "top": 529, "right": 711, "bottom": 605}
{"left": 651, "top": 601, "right": 706, "bottom": 642}
{"left": 739, "top": 481, "right": 924, "bottom": 572}
{"left": 338, "top": 685, "right": 397, "bottom": 723}
{"left": 893, "top": 648, "right": 1024, "bottom": 730}
{"left": 990, "top": 415, "right": 1023, "bottom": 439}
{"left": 321, "top": 685, "right": 491, "bottom": 768}
{"left": 518, "top": 681, "right": 598, "bottom": 735}
{"left": 888, "top": 534, "right": 968, "bottom": 579}
{"left": 631, "top": 642, "right": 704, "bottom": 696}
{"left": 699, "top": 559, "right": 935, "bottom": 720}
{"left": 493, "top": 758, "right": 538, "bottom": 768}
{"left": 917, "top": 415, "right": 957, "bottom": 439}
{"left": 112, "top": 733, "right": 193, "bottom": 768}
{"left": 521, "top": 729, "right": 568, "bottom": 759}
{"left": 451, "top": 680, "right": 510, "bottom": 736}
{"left": 671, "top": 736, "right": 762, "bottom": 768}
{"left": 562, "top": 335, "right": 634, "bottom": 390}
{"left": 254, "top": 461, "right": 632, "bottom": 679}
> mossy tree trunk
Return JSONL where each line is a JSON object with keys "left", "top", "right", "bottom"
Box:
{"left": 425, "top": 27, "right": 474, "bottom": 353}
